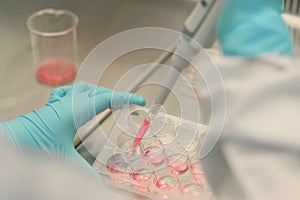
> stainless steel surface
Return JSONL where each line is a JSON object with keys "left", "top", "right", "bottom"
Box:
{"left": 0, "top": 0, "right": 196, "bottom": 163}
{"left": 0, "top": 0, "right": 195, "bottom": 122}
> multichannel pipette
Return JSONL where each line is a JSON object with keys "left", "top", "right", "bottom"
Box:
{"left": 130, "top": 0, "right": 223, "bottom": 151}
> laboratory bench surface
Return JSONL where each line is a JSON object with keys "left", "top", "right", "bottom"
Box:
{"left": 0, "top": 0, "right": 196, "bottom": 121}
{"left": 0, "top": 0, "right": 198, "bottom": 168}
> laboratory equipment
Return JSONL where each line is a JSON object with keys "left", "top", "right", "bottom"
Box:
{"left": 74, "top": 0, "right": 224, "bottom": 149}
{"left": 129, "top": 159, "right": 153, "bottom": 182}
{"left": 175, "top": 124, "right": 201, "bottom": 152}
{"left": 165, "top": 144, "right": 189, "bottom": 176}
{"left": 130, "top": 0, "right": 224, "bottom": 149}
{"left": 189, "top": 155, "right": 205, "bottom": 184}
{"left": 93, "top": 105, "right": 210, "bottom": 199}
{"left": 106, "top": 153, "right": 130, "bottom": 183}
{"left": 27, "top": 9, "right": 78, "bottom": 85}
{"left": 127, "top": 109, "right": 148, "bottom": 131}
{"left": 178, "top": 171, "right": 204, "bottom": 197}
{"left": 130, "top": 119, "right": 151, "bottom": 151}
{"left": 117, "top": 133, "right": 136, "bottom": 153}
{"left": 150, "top": 117, "right": 176, "bottom": 144}
{"left": 85, "top": 0, "right": 223, "bottom": 197}
{"left": 153, "top": 0, "right": 224, "bottom": 107}
{"left": 140, "top": 137, "right": 165, "bottom": 166}
{"left": 154, "top": 168, "right": 177, "bottom": 190}
{"left": 154, "top": 167, "right": 178, "bottom": 198}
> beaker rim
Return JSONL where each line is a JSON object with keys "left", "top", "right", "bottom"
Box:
{"left": 27, "top": 8, "right": 79, "bottom": 37}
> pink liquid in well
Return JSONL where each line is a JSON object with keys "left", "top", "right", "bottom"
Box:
{"left": 130, "top": 168, "right": 152, "bottom": 182}
{"left": 107, "top": 160, "right": 128, "bottom": 174}
{"left": 172, "top": 162, "right": 188, "bottom": 175}
{"left": 167, "top": 155, "right": 189, "bottom": 175}
{"left": 143, "top": 146, "right": 165, "bottom": 166}
{"left": 180, "top": 183, "right": 203, "bottom": 197}
{"left": 155, "top": 176, "right": 177, "bottom": 190}
{"left": 130, "top": 120, "right": 151, "bottom": 151}
{"left": 189, "top": 163, "right": 204, "bottom": 174}
{"left": 37, "top": 59, "right": 76, "bottom": 85}
{"left": 134, "top": 185, "right": 150, "bottom": 193}
{"left": 107, "top": 160, "right": 129, "bottom": 183}
{"left": 190, "top": 163, "right": 204, "bottom": 183}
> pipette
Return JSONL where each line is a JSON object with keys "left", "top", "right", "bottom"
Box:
{"left": 129, "top": 0, "right": 223, "bottom": 151}
{"left": 129, "top": 36, "right": 201, "bottom": 151}
{"left": 130, "top": 103, "right": 166, "bottom": 151}
{"left": 130, "top": 115, "right": 151, "bottom": 151}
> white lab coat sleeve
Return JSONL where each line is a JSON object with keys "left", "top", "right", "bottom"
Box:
{"left": 199, "top": 53, "right": 300, "bottom": 200}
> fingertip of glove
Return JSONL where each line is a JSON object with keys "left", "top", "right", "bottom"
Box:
{"left": 131, "top": 95, "right": 146, "bottom": 106}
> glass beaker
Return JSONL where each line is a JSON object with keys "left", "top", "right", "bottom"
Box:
{"left": 27, "top": 9, "right": 78, "bottom": 85}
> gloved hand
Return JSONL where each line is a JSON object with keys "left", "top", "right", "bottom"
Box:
{"left": 0, "top": 82, "right": 146, "bottom": 171}
{"left": 217, "top": 0, "right": 294, "bottom": 56}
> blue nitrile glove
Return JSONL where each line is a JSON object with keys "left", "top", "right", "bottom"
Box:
{"left": 217, "top": 0, "right": 294, "bottom": 56}
{"left": 0, "top": 82, "right": 146, "bottom": 171}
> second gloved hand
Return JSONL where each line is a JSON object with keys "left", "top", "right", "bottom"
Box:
{"left": 1, "top": 82, "right": 146, "bottom": 170}
{"left": 217, "top": 0, "right": 294, "bottom": 56}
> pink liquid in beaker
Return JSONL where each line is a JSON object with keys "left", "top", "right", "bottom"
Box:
{"left": 37, "top": 59, "right": 76, "bottom": 85}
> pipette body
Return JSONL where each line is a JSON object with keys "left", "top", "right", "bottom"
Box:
{"left": 130, "top": 0, "right": 224, "bottom": 151}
